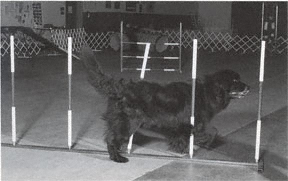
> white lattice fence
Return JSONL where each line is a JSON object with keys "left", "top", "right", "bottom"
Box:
{"left": 51, "top": 28, "right": 87, "bottom": 52}
{"left": 268, "top": 37, "right": 288, "bottom": 54}
{"left": 1, "top": 31, "right": 43, "bottom": 58}
{"left": 2, "top": 27, "right": 287, "bottom": 58}
{"left": 50, "top": 29, "right": 113, "bottom": 52}
{"left": 164, "top": 29, "right": 287, "bottom": 54}
{"left": 85, "top": 32, "right": 114, "bottom": 50}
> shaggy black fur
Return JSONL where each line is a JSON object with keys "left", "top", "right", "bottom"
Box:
{"left": 81, "top": 46, "right": 250, "bottom": 163}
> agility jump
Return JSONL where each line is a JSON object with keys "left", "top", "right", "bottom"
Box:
{"left": 120, "top": 21, "right": 182, "bottom": 72}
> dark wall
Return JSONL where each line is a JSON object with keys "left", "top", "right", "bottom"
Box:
{"left": 83, "top": 12, "right": 198, "bottom": 33}
{"left": 231, "top": 2, "right": 287, "bottom": 37}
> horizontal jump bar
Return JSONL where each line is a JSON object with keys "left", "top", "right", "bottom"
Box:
{"left": 123, "top": 42, "right": 155, "bottom": 45}
{"left": 123, "top": 42, "right": 179, "bottom": 46}
{"left": 164, "top": 43, "right": 180, "bottom": 46}
{"left": 136, "top": 68, "right": 176, "bottom": 71}
{"left": 122, "top": 68, "right": 180, "bottom": 71}
{"left": 2, "top": 143, "right": 258, "bottom": 168}
{"left": 123, "top": 56, "right": 179, "bottom": 60}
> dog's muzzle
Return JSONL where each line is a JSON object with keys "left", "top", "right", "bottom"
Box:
{"left": 230, "top": 85, "right": 250, "bottom": 99}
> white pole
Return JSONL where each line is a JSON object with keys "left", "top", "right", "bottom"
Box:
{"left": 127, "top": 134, "right": 134, "bottom": 154}
{"left": 68, "top": 37, "right": 72, "bottom": 76}
{"left": 255, "top": 41, "right": 265, "bottom": 163}
{"left": 68, "top": 110, "right": 72, "bottom": 149}
{"left": 68, "top": 37, "right": 72, "bottom": 149}
{"left": 192, "top": 39, "right": 198, "bottom": 79}
{"left": 259, "top": 41, "right": 265, "bottom": 82}
{"left": 140, "top": 43, "right": 151, "bottom": 79}
{"left": 10, "top": 35, "right": 16, "bottom": 146}
{"left": 10, "top": 36, "right": 15, "bottom": 73}
{"left": 190, "top": 39, "right": 198, "bottom": 158}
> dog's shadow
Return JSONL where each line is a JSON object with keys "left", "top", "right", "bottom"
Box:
{"left": 132, "top": 129, "right": 167, "bottom": 146}
{"left": 131, "top": 128, "right": 226, "bottom": 154}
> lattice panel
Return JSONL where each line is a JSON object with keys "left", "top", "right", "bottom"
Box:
{"left": 51, "top": 28, "right": 87, "bottom": 52}
{"left": 1, "top": 27, "right": 287, "bottom": 58}
{"left": 1, "top": 31, "right": 43, "bottom": 58}
{"left": 85, "top": 32, "right": 114, "bottom": 50}
{"left": 178, "top": 30, "right": 287, "bottom": 54}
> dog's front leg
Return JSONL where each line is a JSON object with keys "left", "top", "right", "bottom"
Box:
{"left": 194, "top": 113, "right": 218, "bottom": 149}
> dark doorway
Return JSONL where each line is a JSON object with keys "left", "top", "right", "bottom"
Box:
{"left": 66, "top": 1, "right": 77, "bottom": 29}
{"left": 231, "top": 2, "right": 262, "bottom": 36}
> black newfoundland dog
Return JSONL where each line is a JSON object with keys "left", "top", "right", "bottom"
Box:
{"left": 81, "top": 46, "right": 249, "bottom": 163}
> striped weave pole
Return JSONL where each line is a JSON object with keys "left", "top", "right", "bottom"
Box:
{"left": 120, "top": 21, "right": 124, "bottom": 72}
{"left": 255, "top": 41, "right": 266, "bottom": 163}
{"left": 128, "top": 42, "right": 151, "bottom": 154}
{"left": 10, "top": 35, "right": 16, "bottom": 146}
{"left": 179, "top": 22, "right": 182, "bottom": 73}
{"left": 189, "top": 39, "right": 198, "bottom": 158}
{"left": 127, "top": 134, "right": 134, "bottom": 154}
{"left": 68, "top": 37, "right": 73, "bottom": 149}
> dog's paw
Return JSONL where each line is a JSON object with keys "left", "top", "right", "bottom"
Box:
{"left": 168, "top": 137, "right": 189, "bottom": 154}
{"left": 110, "top": 154, "right": 129, "bottom": 163}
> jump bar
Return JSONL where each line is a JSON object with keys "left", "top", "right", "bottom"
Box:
{"left": 123, "top": 68, "right": 180, "bottom": 71}
{"left": 123, "top": 56, "right": 179, "bottom": 60}
{"left": 123, "top": 56, "right": 151, "bottom": 59}
{"left": 122, "top": 42, "right": 156, "bottom": 45}
{"left": 122, "top": 42, "right": 180, "bottom": 46}
{"left": 1, "top": 143, "right": 262, "bottom": 171}
{"left": 164, "top": 43, "right": 180, "bottom": 46}
{"left": 135, "top": 68, "right": 176, "bottom": 72}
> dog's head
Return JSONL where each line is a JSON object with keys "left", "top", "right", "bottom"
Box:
{"left": 208, "top": 69, "right": 250, "bottom": 99}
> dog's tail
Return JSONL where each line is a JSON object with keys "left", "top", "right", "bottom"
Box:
{"left": 80, "top": 45, "right": 125, "bottom": 97}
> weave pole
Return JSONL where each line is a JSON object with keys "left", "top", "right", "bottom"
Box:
{"left": 127, "top": 42, "right": 151, "bottom": 154}
{"left": 120, "top": 21, "right": 124, "bottom": 72}
{"left": 127, "top": 134, "right": 134, "bottom": 154}
{"left": 179, "top": 22, "right": 182, "bottom": 73}
{"left": 255, "top": 41, "right": 266, "bottom": 163}
{"left": 10, "top": 35, "right": 16, "bottom": 146}
{"left": 68, "top": 37, "right": 73, "bottom": 149}
{"left": 189, "top": 39, "right": 198, "bottom": 158}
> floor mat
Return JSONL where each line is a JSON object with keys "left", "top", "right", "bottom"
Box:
{"left": 1, "top": 52, "right": 287, "bottom": 161}
{"left": 135, "top": 107, "right": 287, "bottom": 181}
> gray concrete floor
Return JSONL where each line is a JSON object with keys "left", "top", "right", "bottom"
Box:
{"left": 1, "top": 50, "right": 287, "bottom": 180}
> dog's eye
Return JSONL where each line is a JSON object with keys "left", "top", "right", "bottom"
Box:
{"left": 233, "top": 79, "right": 238, "bottom": 83}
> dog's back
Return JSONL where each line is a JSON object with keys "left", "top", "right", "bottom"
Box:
{"left": 80, "top": 45, "right": 125, "bottom": 97}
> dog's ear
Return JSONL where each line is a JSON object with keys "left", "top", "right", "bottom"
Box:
{"left": 205, "top": 75, "right": 227, "bottom": 100}
{"left": 213, "top": 81, "right": 225, "bottom": 98}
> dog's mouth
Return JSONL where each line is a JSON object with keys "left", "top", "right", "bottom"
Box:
{"left": 229, "top": 87, "right": 250, "bottom": 99}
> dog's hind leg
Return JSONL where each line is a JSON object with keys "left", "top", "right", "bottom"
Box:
{"left": 105, "top": 118, "right": 130, "bottom": 163}
{"left": 106, "top": 137, "right": 129, "bottom": 163}
{"left": 103, "top": 98, "right": 131, "bottom": 163}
